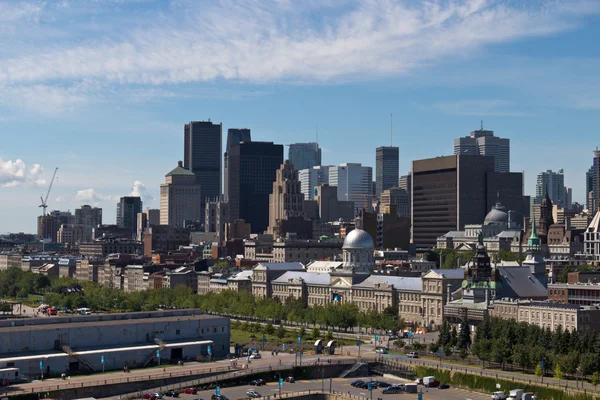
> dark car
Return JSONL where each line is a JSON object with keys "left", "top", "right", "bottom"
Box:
{"left": 376, "top": 382, "right": 391, "bottom": 388}
{"left": 438, "top": 383, "right": 450, "bottom": 390}
{"left": 165, "top": 390, "right": 179, "bottom": 398}
{"left": 251, "top": 379, "right": 266, "bottom": 386}
{"left": 382, "top": 387, "right": 403, "bottom": 394}
{"left": 211, "top": 396, "right": 229, "bottom": 400}
{"left": 358, "top": 381, "right": 376, "bottom": 389}
{"left": 351, "top": 380, "right": 365, "bottom": 387}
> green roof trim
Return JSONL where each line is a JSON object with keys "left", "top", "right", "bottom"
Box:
{"left": 166, "top": 161, "right": 196, "bottom": 177}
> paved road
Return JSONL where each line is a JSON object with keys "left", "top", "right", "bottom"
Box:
{"left": 118, "top": 376, "right": 491, "bottom": 400}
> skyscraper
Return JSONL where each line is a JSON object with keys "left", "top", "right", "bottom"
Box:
{"left": 224, "top": 128, "right": 251, "bottom": 201}
{"left": 299, "top": 166, "right": 330, "bottom": 200}
{"left": 75, "top": 205, "right": 103, "bottom": 242}
{"left": 229, "top": 141, "right": 284, "bottom": 233}
{"left": 535, "top": 169, "right": 566, "bottom": 208}
{"left": 411, "top": 155, "right": 495, "bottom": 249}
{"left": 375, "top": 146, "right": 399, "bottom": 197}
{"left": 592, "top": 149, "right": 600, "bottom": 215}
{"left": 268, "top": 162, "right": 305, "bottom": 237}
{"left": 116, "top": 196, "right": 142, "bottom": 238}
{"left": 328, "top": 163, "right": 373, "bottom": 213}
{"left": 288, "top": 143, "right": 321, "bottom": 171}
{"left": 160, "top": 161, "right": 202, "bottom": 227}
{"left": 586, "top": 165, "right": 595, "bottom": 211}
{"left": 453, "top": 126, "right": 510, "bottom": 172}
{"left": 183, "top": 120, "right": 222, "bottom": 222}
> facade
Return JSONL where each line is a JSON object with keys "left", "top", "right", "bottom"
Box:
{"left": 453, "top": 127, "right": 510, "bottom": 172}
{"left": 421, "top": 269, "right": 464, "bottom": 328}
{"left": 224, "top": 128, "right": 251, "bottom": 201}
{"left": 116, "top": 196, "right": 143, "bottom": 238}
{"left": 224, "top": 219, "right": 251, "bottom": 241}
{"left": 380, "top": 187, "right": 410, "bottom": 217}
{"left": 143, "top": 225, "right": 190, "bottom": 257}
{"left": 75, "top": 205, "right": 102, "bottom": 242}
{"left": 535, "top": 169, "right": 566, "bottom": 208}
{"left": 328, "top": 163, "right": 373, "bottom": 213}
{"left": 375, "top": 146, "right": 399, "bottom": 198}
{"left": 38, "top": 211, "right": 74, "bottom": 242}
{"left": 79, "top": 240, "right": 143, "bottom": 257}
{"left": 0, "top": 310, "right": 229, "bottom": 376}
{"left": 0, "top": 254, "right": 21, "bottom": 271}
{"left": 75, "top": 259, "right": 103, "bottom": 283}
{"left": 136, "top": 209, "right": 160, "bottom": 241}
{"left": 183, "top": 120, "right": 222, "bottom": 223}
{"left": 288, "top": 142, "right": 321, "bottom": 171}
{"left": 268, "top": 162, "right": 305, "bottom": 237}
{"left": 412, "top": 155, "right": 494, "bottom": 249}
{"left": 160, "top": 161, "right": 202, "bottom": 227}
{"left": 244, "top": 239, "right": 343, "bottom": 264}
{"left": 228, "top": 141, "right": 284, "bottom": 233}
{"left": 205, "top": 197, "right": 230, "bottom": 242}
{"left": 57, "top": 224, "right": 86, "bottom": 245}
{"left": 299, "top": 166, "right": 330, "bottom": 200}
{"left": 305, "top": 184, "right": 355, "bottom": 223}
{"left": 584, "top": 211, "right": 600, "bottom": 264}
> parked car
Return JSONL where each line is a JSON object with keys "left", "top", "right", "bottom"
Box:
{"left": 351, "top": 380, "right": 365, "bottom": 387}
{"left": 414, "top": 378, "right": 423, "bottom": 385}
{"left": 165, "top": 390, "right": 179, "bottom": 397}
{"left": 152, "top": 393, "right": 163, "bottom": 399}
{"left": 389, "top": 335, "right": 398, "bottom": 340}
{"left": 491, "top": 392, "right": 507, "bottom": 400}
{"left": 211, "top": 395, "right": 229, "bottom": 400}
{"left": 382, "top": 387, "right": 403, "bottom": 394}
{"left": 392, "top": 383, "right": 405, "bottom": 390}
{"left": 407, "top": 352, "right": 419, "bottom": 358}
{"left": 375, "top": 348, "right": 388, "bottom": 354}
{"left": 246, "top": 390, "right": 261, "bottom": 398}
{"left": 142, "top": 394, "right": 154, "bottom": 399}
{"left": 251, "top": 379, "right": 266, "bottom": 386}
{"left": 183, "top": 388, "right": 198, "bottom": 395}
{"left": 285, "top": 376, "right": 295, "bottom": 383}
{"left": 438, "top": 384, "right": 450, "bottom": 390}
{"left": 376, "top": 382, "right": 391, "bottom": 388}
{"left": 249, "top": 353, "right": 261, "bottom": 359}
{"left": 423, "top": 376, "right": 440, "bottom": 388}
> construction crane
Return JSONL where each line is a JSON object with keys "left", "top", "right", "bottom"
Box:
{"left": 39, "top": 167, "right": 58, "bottom": 216}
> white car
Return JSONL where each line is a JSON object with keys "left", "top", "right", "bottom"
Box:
{"left": 246, "top": 390, "right": 261, "bottom": 398}
{"left": 375, "top": 348, "right": 388, "bottom": 354}
{"left": 492, "top": 392, "right": 506, "bottom": 400}
{"left": 152, "top": 393, "right": 163, "bottom": 399}
{"left": 249, "top": 353, "right": 262, "bottom": 359}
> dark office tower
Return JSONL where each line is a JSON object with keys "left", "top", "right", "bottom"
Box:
{"left": 183, "top": 121, "right": 223, "bottom": 223}
{"left": 288, "top": 143, "right": 322, "bottom": 171}
{"left": 376, "top": 146, "right": 399, "bottom": 197}
{"left": 224, "top": 128, "right": 252, "bottom": 201}
{"left": 587, "top": 165, "right": 595, "bottom": 212}
{"left": 116, "top": 196, "right": 142, "bottom": 238}
{"left": 411, "top": 155, "right": 494, "bottom": 249}
{"left": 229, "top": 142, "right": 284, "bottom": 233}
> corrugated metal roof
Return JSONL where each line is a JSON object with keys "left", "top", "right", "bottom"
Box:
{"left": 228, "top": 270, "right": 253, "bottom": 281}
{"left": 272, "top": 271, "right": 331, "bottom": 285}
{"left": 354, "top": 275, "right": 422, "bottom": 291}
{"left": 428, "top": 269, "right": 465, "bottom": 279}
{"left": 256, "top": 262, "right": 305, "bottom": 271}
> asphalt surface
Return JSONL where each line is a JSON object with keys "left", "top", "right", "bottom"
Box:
{"left": 121, "top": 376, "right": 492, "bottom": 400}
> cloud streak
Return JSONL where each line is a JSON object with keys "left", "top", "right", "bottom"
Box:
{"left": 0, "top": 1, "right": 598, "bottom": 96}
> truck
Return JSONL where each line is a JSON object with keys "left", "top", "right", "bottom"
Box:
{"left": 508, "top": 389, "right": 524, "bottom": 400}
{"left": 0, "top": 368, "right": 20, "bottom": 384}
{"left": 423, "top": 376, "right": 440, "bottom": 387}
{"left": 491, "top": 391, "right": 507, "bottom": 400}
{"left": 404, "top": 384, "right": 417, "bottom": 393}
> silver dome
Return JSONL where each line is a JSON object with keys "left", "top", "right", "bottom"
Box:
{"left": 484, "top": 204, "right": 508, "bottom": 225}
{"left": 343, "top": 228, "right": 374, "bottom": 250}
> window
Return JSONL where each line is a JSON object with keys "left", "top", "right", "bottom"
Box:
{"left": 176, "top": 329, "right": 181, "bottom": 335}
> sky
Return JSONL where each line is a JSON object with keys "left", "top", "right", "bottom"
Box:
{"left": 1, "top": 0, "right": 600, "bottom": 234}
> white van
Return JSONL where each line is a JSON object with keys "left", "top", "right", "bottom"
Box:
{"left": 76, "top": 308, "right": 91, "bottom": 315}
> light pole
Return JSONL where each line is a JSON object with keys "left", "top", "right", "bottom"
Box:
{"left": 275, "top": 373, "right": 282, "bottom": 398}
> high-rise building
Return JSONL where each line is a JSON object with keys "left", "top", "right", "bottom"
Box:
{"left": 224, "top": 128, "right": 251, "bottom": 201}
{"left": 268, "top": 162, "right": 305, "bottom": 237}
{"left": 229, "top": 141, "right": 284, "bottom": 233}
{"left": 205, "top": 197, "right": 229, "bottom": 242}
{"left": 299, "top": 166, "right": 330, "bottom": 200}
{"left": 375, "top": 146, "right": 399, "bottom": 197}
{"left": 328, "top": 163, "right": 373, "bottom": 213}
{"left": 183, "top": 120, "right": 222, "bottom": 222}
{"left": 453, "top": 126, "right": 510, "bottom": 172}
{"left": 586, "top": 165, "right": 595, "bottom": 211}
{"left": 412, "top": 155, "right": 495, "bottom": 249}
{"left": 591, "top": 149, "right": 600, "bottom": 215}
{"left": 116, "top": 196, "right": 142, "bottom": 238}
{"left": 288, "top": 143, "right": 321, "bottom": 171}
{"left": 399, "top": 173, "right": 411, "bottom": 192}
{"left": 380, "top": 187, "right": 410, "bottom": 217}
{"left": 75, "top": 205, "right": 102, "bottom": 242}
{"left": 136, "top": 209, "right": 159, "bottom": 241}
{"left": 534, "top": 169, "right": 566, "bottom": 208}
{"left": 57, "top": 224, "right": 85, "bottom": 245}
{"left": 160, "top": 161, "right": 202, "bottom": 227}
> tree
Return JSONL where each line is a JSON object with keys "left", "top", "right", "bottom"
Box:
{"left": 265, "top": 323, "right": 275, "bottom": 335}
{"left": 438, "top": 320, "right": 450, "bottom": 348}
{"left": 311, "top": 326, "right": 321, "bottom": 340}
{"left": 458, "top": 320, "right": 471, "bottom": 350}
{"left": 276, "top": 325, "right": 286, "bottom": 339}
{"left": 579, "top": 352, "right": 597, "bottom": 377}
{"left": 592, "top": 372, "right": 599, "bottom": 387}
{"left": 298, "top": 326, "right": 306, "bottom": 338}
{"left": 394, "top": 339, "right": 406, "bottom": 349}
{"left": 534, "top": 363, "right": 543, "bottom": 378}
{"left": 554, "top": 362, "right": 564, "bottom": 380}
{"left": 450, "top": 326, "right": 458, "bottom": 348}
{"left": 325, "top": 329, "right": 333, "bottom": 341}
{"left": 512, "top": 344, "right": 532, "bottom": 372}
{"left": 429, "top": 343, "right": 439, "bottom": 354}
{"left": 412, "top": 341, "right": 425, "bottom": 351}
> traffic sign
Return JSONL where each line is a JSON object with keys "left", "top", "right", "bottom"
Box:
{"left": 356, "top": 339, "right": 361, "bottom": 347}
{"left": 375, "top": 334, "right": 379, "bottom": 341}
{"left": 101, "top": 355, "right": 105, "bottom": 364}
{"left": 283, "top": 343, "right": 287, "bottom": 351}
{"left": 408, "top": 331, "right": 413, "bottom": 338}
{"left": 156, "top": 350, "right": 160, "bottom": 358}
{"left": 417, "top": 393, "right": 422, "bottom": 400}
{"left": 297, "top": 336, "right": 301, "bottom": 344}
{"left": 216, "top": 386, "right": 220, "bottom": 396}
{"left": 39, "top": 361, "right": 43, "bottom": 370}
{"left": 279, "top": 378, "right": 284, "bottom": 387}
{"left": 539, "top": 361, "right": 544, "bottom": 369}
{"left": 207, "top": 345, "right": 212, "bottom": 355}
{"left": 368, "top": 382, "right": 373, "bottom": 391}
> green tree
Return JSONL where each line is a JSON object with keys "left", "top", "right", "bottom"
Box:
{"left": 591, "top": 372, "right": 599, "bottom": 387}
{"left": 276, "top": 325, "right": 286, "bottom": 339}
{"left": 512, "top": 343, "right": 532, "bottom": 372}
{"left": 412, "top": 341, "right": 425, "bottom": 351}
{"left": 311, "top": 326, "right": 321, "bottom": 340}
{"left": 554, "top": 362, "right": 564, "bottom": 380}
{"left": 458, "top": 319, "right": 471, "bottom": 350}
{"left": 298, "top": 326, "right": 306, "bottom": 338}
{"left": 325, "top": 329, "right": 334, "bottom": 341}
{"left": 450, "top": 326, "right": 458, "bottom": 348}
{"left": 534, "top": 363, "right": 543, "bottom": 377}
{"left": 265, "top": 323, "right": 275, "bottom": 335}
{"left": 579, "top": 352, "right": 597, "bottom": 377}
{"left": 429, "top": 343, "right": 439, "bottom": 354}
{"left": 438, "top": 320, "right": 450, "bottom": 348}
{"left": 394, "top": 339, "right": 406, "bottom": 349}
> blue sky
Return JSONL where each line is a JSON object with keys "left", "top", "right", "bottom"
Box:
{"left": 1, "top": 0, "right": 600, "bottom": 233}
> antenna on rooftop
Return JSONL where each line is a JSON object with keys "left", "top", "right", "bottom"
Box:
{"left": 481, "top": 120, "right": 484, "bottom": 130}
{"left": 316, "top": 124, "right": 319, "bottom": 145}
{"left": 390, "top": 113, "right": 393, "bottom": 146}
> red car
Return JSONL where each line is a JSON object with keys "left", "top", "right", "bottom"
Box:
{"left": 142, "top": 394, "right": 154, "bottom": 399}
{"left": 183, "top": 388, "right": 198, "bottom": 395}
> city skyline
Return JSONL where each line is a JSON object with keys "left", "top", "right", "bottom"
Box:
{"left": 2, "top": 0, "right": 600, "bottom": 232}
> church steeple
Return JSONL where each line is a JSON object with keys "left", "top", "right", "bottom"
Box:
{"left": 528, "top": 215, "right": 541, "bottom": 252}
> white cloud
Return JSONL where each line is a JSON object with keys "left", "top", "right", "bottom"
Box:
{"left": 74, "top": 188, "right": 117, "bottom": 203}
{"left": 0, "top": 157, "right": 46, "bottom": 188}
{"left": 129, "top": 180, "right": 153, "bottom": 205}
{"left": 0, "top": 0, "right": 598, "bottom": 90}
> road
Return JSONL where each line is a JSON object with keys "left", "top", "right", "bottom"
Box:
{"left": 4, "top": 352, "right": 354, "bottom": 396}
{"left": 118, "top": 376, "right": 492, "bottom": 400}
